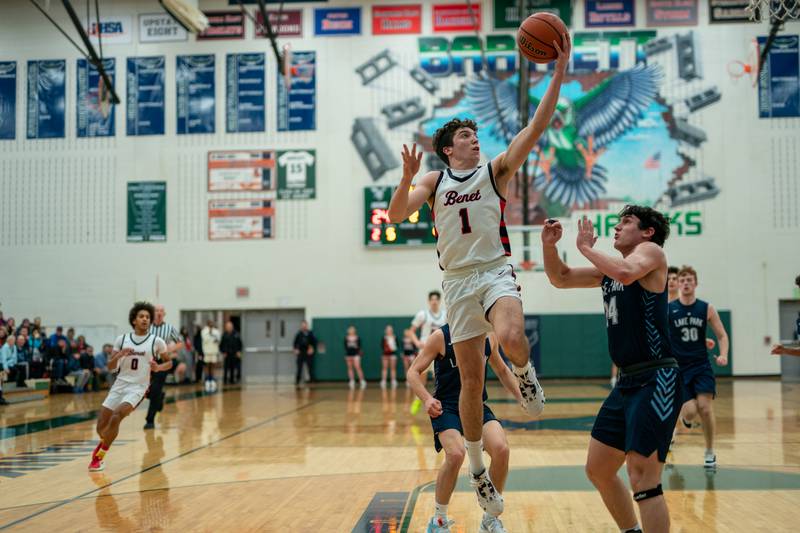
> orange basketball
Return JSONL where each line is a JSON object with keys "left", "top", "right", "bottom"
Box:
{"left": 518, "top": 12, "right": 567, "bottom": 64}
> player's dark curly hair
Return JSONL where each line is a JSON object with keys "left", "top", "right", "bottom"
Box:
{"left": 428, "top": 290, "right": 441, "bottom": 300}
{"left": 128, "top": 301, "right": 155, "bottom": 327}
{"left": 432, "top": 118, "right": 478, "bottom": 165}
{"left": 619, "top": 205, "right": 670, "bottom": 247}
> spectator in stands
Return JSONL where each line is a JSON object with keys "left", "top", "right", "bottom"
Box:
{"left": 15, "top": 334, "right": 31, "bottom": 386}
{"left": 48, "top": 338, "right": 69, "bottom": 385}
{"left": 49, "top": 326, "right": 67, "bottom": 350}
{"left": 32, "top": 317, "right": 42, "bottom": 333}
{"left": 16, "top": 318, "right": 31, "bottom": 336}
{"left": 5, "top": 318, "right": 15, "bottom": 335}
{"left": 67, "top": 350, "right": 91, "bottom": 393}
{"left": 75, "top": 335, "right": 88, "bottom": 355}
{"left": 79, "top": 346, "right": 95, "bottom": 391}
{"left": 193, "top": 325, "right": 204, "bottom": 383}
{"left": 221, "top": 321, "right": 243, "bottom": 385}
{"left": 1, "top": 335, "right": 18, "bottom": 382}
{"left": 29, "top": 329, "right": 45, "bottom": 378}
{"left": 66, "top": 327, "right": 76, "bottom": 354}
{"left": 93, "top": 343, "right": 114, "bottom": 389}
{"left": 0, "top": 328, "right": 7, "bottom": 346}
{"left": 0, "top": 311, "right": 5, "bottom": 329}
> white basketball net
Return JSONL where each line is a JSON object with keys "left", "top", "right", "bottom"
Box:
{"left": 747, "top": 0, "right": 800, "bottom": 21}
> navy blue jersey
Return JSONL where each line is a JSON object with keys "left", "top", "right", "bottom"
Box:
{"left": 601, "top": 276, "right": 672, "bottom": 368}
{"left": 433, "top": 324, "right": 490, "bottom": 405}
{"left": 668, "top": 298, "right": 709, "bottom": 365}
{"left": 796, "top": 315, "right": 800, "bottom": 340}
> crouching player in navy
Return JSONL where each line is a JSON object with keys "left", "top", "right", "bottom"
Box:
{"left": 89, "top": 302, "right": 171, "bottom": 471}
{"left": 542, "top": 206, "right": 681, "bottom": 533}
{"left": 669, "top": 265, "right": 729, "bottom": 468}
{"left": 407, "top": 325, "right": 523, "bottom": 533}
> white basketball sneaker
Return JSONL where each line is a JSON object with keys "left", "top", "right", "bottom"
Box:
{"left": 513, "top": 363, "right": 545, "bottom": 416}
{"left": 470, "top": 469, "right": 504, "bottom": 517}
{"left": 426, "top": 516, "right": 454, "bottom": 533}
{"left": 479, "top": 515, "right": 508, "bottom": 533}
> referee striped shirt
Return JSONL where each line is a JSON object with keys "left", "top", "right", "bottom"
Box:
{"left": 150, "top": 322, "right": 181, "bottom": 361}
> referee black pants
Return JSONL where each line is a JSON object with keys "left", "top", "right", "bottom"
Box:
{"left": 295, "top": 354, "right": 314, "bottom": 385}
{"left": 145, "top": 370, "right": 168, "bottom": 424}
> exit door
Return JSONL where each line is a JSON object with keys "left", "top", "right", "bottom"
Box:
{"left": 242, "top": 309, "right": 304, "bottom": 384}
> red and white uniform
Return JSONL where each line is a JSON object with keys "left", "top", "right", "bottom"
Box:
{"left": 102, "top": 332, "right": 166, "bottom": 410}
{"left": 430, "top": 162, "right": 520, "bottom": 343}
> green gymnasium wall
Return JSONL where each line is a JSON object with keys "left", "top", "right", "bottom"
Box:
{"left": 310, "top": 311, "right": 732, "bottom": 381}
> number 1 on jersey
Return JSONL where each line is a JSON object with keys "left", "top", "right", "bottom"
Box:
{"left": 458, "top": 208, "right": 472, "bottom": 234}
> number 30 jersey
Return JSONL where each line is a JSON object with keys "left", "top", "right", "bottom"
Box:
{"left": 112, "top": 333, "right": 167, "bottom": 386}
{"left": 430, "top": 163, "right": 511, "bottom": 272}
{"left": 668, "top": 298, "right": 709, "bottom": 365}
{"left": 601, "top": 276, "right": 672, "bottom": 368}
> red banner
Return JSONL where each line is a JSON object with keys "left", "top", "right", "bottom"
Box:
{"left": 433, "top": 4, "right": 482, "bottom": 32}
{"left": 255, "top": 10, "right": 303, "bottom": 38}
{"left": 372, "top": 5, "right": 422, "bottom": 35}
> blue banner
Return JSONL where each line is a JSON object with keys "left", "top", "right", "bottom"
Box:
{"left": 127, "top": 56, "right": 165, "bottom": 136}
{"left": 585, "top": 0, "right": 635, "bottom": 27}
{"left": 177, "top": 54, "right": 216, "bottom": 135}
{"left": 278, "top": 51, "right": 316, "bottom": 131}
{"left": 77, "top": 58, "right": 115, "bottom": 137}
{"left": 226, "top": 53, "right": 265, "bottom": 133}
{"left": 0, "top": 62, "right": 15, "bottom": 140}
{"left": 758, "top": 35, "right": 800, "bottom": 119}
{"left": 314, "top": 7, "right": 361, "bottom": 35}
{"left": 27, "top": 59, "right": 66, "bottom": 139}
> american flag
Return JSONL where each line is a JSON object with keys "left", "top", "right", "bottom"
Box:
{"left": 644, "top": 152, "right": 661, "bottom": 169}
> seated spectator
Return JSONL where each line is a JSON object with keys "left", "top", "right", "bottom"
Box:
{"left": 5, "top": 318, "right": 15, "bottom": 335}
{"left": 75, "top": 335, "right": 88, "bottom": 355}
{"left": 48, "top": 326, "right": 67, "bottom": 351}
{"left": 93, "top": 343, "right": 115, "bottom": 389}
{"left": 48, "top": 338, "right": 69, "bottom": 385}
{"left": 79, "top": 346, "right": 95, "bottom": 391}
{"left": 16, "top": 318, "right": 31, "bottom": 336}
{"left": 1, "top": 336, "right": 19, "bottom": 385}
{"left": 67, "top": 351, "right": 90, "bottom": 393}
{"left": 28, "top": 329, "right": 46, "bottom": 379}
{"left": 15, "top": 334, "right": 31, "bottom": 386}
{"left": 32, "top": 317, "right": 43, "bottom": 334}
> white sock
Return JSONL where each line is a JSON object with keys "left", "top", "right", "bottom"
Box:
{"left": 434, "top": 502, "right": 448, "bottom": 521}
{"left": 465, "top": 439, "right": 485, "bottom": 475}
{"left": 513, "top": 361, "right": 532, "bottom": 377}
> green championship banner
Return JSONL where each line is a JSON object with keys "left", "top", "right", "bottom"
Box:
{"left": 127, "top": 181, "right": 166, "bottom": 242}
{"left": 493, "top": 0, "right": 573, "bottom": 29}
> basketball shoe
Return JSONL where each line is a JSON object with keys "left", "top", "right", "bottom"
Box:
{"left": 470, "top": 469, "right": 503, "bottom": 516}
{"left": 513, "top": 363, "right": 545, "bottom": 416}
{"left": 479, "top": 514, "right": 508, "bottom": 533}
{"left": 426, "top": 516, "right": 454, "bottom": 533}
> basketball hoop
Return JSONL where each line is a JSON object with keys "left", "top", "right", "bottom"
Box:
{"left": 727, "top": 38, "right": 760, "bottom": 87}
{"left": 746, "top": 0, "right": 800, "bottom": 21}
{"left": 281, "top": 43, "right": 292, "bottom": 92}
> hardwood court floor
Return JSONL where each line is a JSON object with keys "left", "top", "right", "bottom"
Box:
{"left": 1, "top": 378, "right": 799, "bottom": 532}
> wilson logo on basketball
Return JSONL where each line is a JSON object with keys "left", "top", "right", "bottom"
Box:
{"left": 443, "top": 189, "right": 481, "bottom": 206}
{"left": 519, "top": 35, "right": 546, "bottom": 56}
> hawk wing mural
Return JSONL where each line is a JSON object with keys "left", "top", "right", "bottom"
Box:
{"left": 463, "top": 64, "right": 662, "bottom": 206}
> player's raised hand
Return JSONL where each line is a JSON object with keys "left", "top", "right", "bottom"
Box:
{"left": 118, "top": 347, "right": 134, "bottom": 357}
{"left": 576, "top": 216, "right": 598, "bottom": 251}
{"left": 541, "top": 218, "right": 563, "bottom": 246}
{"left": 553, "top": 31, "right": 571, "bottom": 73}
{"left": 401, "top": 143, "right": 422, "bottom": 180}
{"left": 425, "top": 397, "right": 443, "bottom": 418}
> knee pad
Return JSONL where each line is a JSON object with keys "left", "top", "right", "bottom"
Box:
{"left": 633, "top": 484, "right": 663, "bottom": 502}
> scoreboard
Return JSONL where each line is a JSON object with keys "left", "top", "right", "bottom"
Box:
{"left": 364, "top": 186, "right": 436, "bottom": 247}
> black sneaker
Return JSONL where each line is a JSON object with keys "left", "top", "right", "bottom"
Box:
{"left": 143, "top": 422, "right": 155, "bottom": 430}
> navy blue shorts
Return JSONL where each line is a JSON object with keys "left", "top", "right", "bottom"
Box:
{"left": 430, "top": 403, "right": 497, "bottom": 453}
{"left": 681, "top": 361, "right": 716, "bottom": 399}
{"left": 591, "top": 367, "right": 683, "bottom": 462}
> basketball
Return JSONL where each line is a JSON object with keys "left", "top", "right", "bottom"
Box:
{"left": 518, "top": 12, "right": 568, "bottom": 64}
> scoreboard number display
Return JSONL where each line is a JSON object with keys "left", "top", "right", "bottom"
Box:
{"left": 365, "top": 186, "right": 436, "bottom": 247}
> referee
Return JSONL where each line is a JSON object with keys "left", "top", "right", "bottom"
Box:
{"left": 144, "top": 304, "right": 183, "bottom": 430}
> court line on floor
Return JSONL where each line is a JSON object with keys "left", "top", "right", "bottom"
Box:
{"left": 0, "top": 399, "right": 323, "bottom": 531}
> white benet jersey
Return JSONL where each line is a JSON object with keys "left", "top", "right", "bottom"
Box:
{"left": 431, "top": 163, "right": 511, "bottom": 271}
{"left": 112, "top": 333, "right": 166, "bottom": 386}
{"left": 412, "top": 308, "right": 447, "bottom": 342}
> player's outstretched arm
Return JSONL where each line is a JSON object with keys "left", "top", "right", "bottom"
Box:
{"left": 707, "top": 304, "right": 730, "bottom": 365}
{"left": 771, "top": 344, "right": 800, "bottom": 357}
{"left": 388, "top": 143, "right": 438, "bottom": 223}
{"left": 575, "top": 217, "right": 663, "bottom": 285}
{"left": 542, "top": 219, "right": 603, "bottom": 288}
{"left": 487, "top": 335, "right": 524, "bottom": 407}
{"left": 407, "top": 330, "right": 444, "bottom": 418}
{"left": 492, "top": 34, "right": 570, "bottom": 187}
